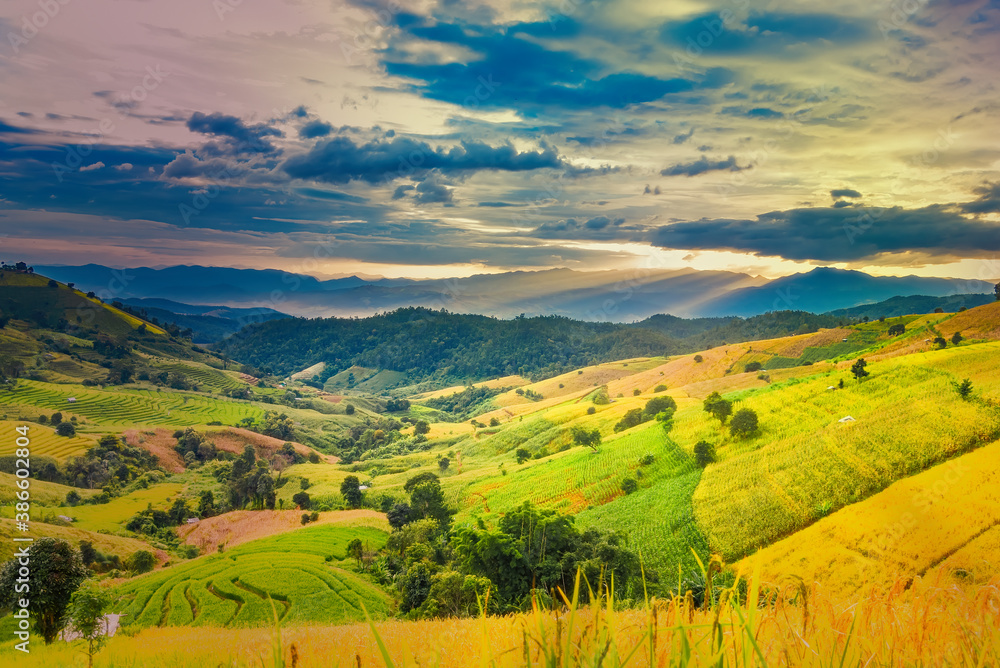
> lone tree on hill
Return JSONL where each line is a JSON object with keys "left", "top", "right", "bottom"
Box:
{"left": 887, "top": 323, "right": 905, "bottom": 336}
{"left": 729, "top": 408, "right": 759, "bottom": 439}
{"left": 951, "top": 331, "right": 963, "bottom": 345}
{"left": 340, "top": 475, "right": 362, "bottom": 508}
{"left": 570, "top": 426, "right": 602, "bottom": 452}
{"left": 0, "top": 538, "right": 89, "bottom": 644}
{"left": 703, "top": 391, "right": 733, "bottom": 424}
{"left": 694, "top": 440, "right": 716, "bottom": 467}
{"left": 933, "top": 336, "right": 947, "bottom": 349}
{"left": 851, "top": 358, "right": 869, "bottom": 381}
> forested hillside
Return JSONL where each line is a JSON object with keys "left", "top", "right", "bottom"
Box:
{"left": 217, "top": 307, "right": 848, "bottom": 384}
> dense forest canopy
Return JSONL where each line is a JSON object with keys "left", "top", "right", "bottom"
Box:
{"left": 216, "top": 307, "right": 847, "bottom": 384}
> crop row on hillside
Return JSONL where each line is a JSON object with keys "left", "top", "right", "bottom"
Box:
{"left": 0, "top": 420, "right": 93, "bottom": 461}
{"left": 118, "top": 524, "right": 390, "bottom": 629}
{"left": 692, "top": 345, "right": 1000, "bottom": 559}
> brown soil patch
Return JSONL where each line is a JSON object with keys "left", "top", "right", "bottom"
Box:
{"left": 206, "top": 427, "right": 338, "bottom": 463}
{"left": 123, "top": 428, "right": 185, "bottom": 473}
{"left": 177, "top": 509, "right": 388, "bottom": 554}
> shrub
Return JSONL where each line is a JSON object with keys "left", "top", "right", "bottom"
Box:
{"left": 654, "top": 384, "right": 667, "bottom": 392}
{"left": 515, "top": 448, "right": 530, "bottom": 464}
{"left": 744, "top": 361, "right": 763, "bottom": 373}
{"left": 586, "top": 406, "right": 596, "bottom": 415}
{"left": 951, "top": 331, "right": 963, "bottom": 345}
{"left": 633, "top": 388, "right": 641, "bottom": 396}
{"left": 693, "top": 354, "right": 703, "bottom": 363}
{"left": 639, "top": 454, "right": 655, "bottom": 466}
{"left": 345, "top": 404, "right": 355, "bottom": 415}
{"left": 128, "top": 550, "right": 155, "bottom": 574}
{"left": 621, "top": 478, "right": 638, "bottom": 494}
{"left": 292, "top": 491, "right": 311, "bottom": 509}
{"left": 56, "top": 422, "right": 76, "bottom": 437}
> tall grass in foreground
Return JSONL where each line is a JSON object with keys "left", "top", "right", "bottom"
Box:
{"left": 6, "top": 568, "right": 998, "bottom": 667}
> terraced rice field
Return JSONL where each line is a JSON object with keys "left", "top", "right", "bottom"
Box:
{"left": 0, "top": 517, "right": 151, "bottom": 562}
{"left": 0, "top": 472, "right": 98, "bottom": 506}
{"left": 0, "top": 420, "right": 93, "bottom": 461}
{"left": 0, "top": 380, "right": 264, "bottom": 427}
{"left": 119, "top": 524, "right": 390, "bottom": 628}
{"left": 55, "top": 484, "right": 184, "bottom": 533}
{"left": 693, "top": 349, "right": 1000, "bottom": 559}
{"left": 152, "top": 362, "right": 247, "bottom": 393}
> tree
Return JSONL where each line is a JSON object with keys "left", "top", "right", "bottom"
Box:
{"left": 409, "top": 480, "right": 450, "bottom": 525}
{"left": 489, "top": 417, "right": 501, "bottom": 427}
{"left": 702, "top": 391, "right": 732, "bottom": 424}
{"left": 515, "top": 448, "right": 530, "bottom": 464}
{"left": 66, "top": 581, "right": 116, "bottom": 668}
{"left": 729, "top": 408, "right": 759, "bottom": 439}
{"left": 954, "top": 378, "right": 973, "bottom": 400}
{"left": 128, "top": 550, "right": 155, "bottom": 574}
{"left": 51, "top": 412, "right": 63, "bottom": 425}
{"left": 0, "top": 538, "right": 89, "bottom": 644}
{"left": 744, "top": 361, "right": 762, "bottom": 373}
{"left": 56, "top": 422, "right": 76, "bottom": 437}
{"left": 570, "top": 426, "right": 602, "bottom": 451}
{"left": 345, "top": 403, "right": 356, "bottom": 415}
{"left": 198, "top": 490, "right": 215, "bottom": 518}
{"left": 292, "top": 491, "right": 311, "bottom": 509}
{"left": 995, "top": 281, "right": 1000, "bottom": 301}
{"left": 887, "top": 323, "right": 906, "bottom": 336}
{"left": 414, "top": 420, "right": 430, "bottom": 435}
{"left": 694, "top": 440, "right": 715, "bottom": 467}
{"left": 694, "top": 354, "right": 703, "bottom": 363}
{"left": 642, "top": 395, "right": 677, "bottom": 421}
{"left": 301, "top": 513, "right": 310, "bottom": 525}
{"left": 387, "top": 503, "right": 412, "bottom": 530}
{"left": 340, "top": 475, "right": 362, "bottom": 508}
{"left": 933, "top": 336, "right": 947, "bottom": 349}
{"left": 951, "top": 331, "right": 963, "bottom": 345}
{"left": 79, "top": 541, "right": 98, "bottom": 566}
{"left": 347, "top": 538, "right": 364, "bottom": 569}
{"left": 851, "top": 358, "right": 869, "bottom": 381}
{"left": 621, "top": 478, "right": 638, "bottom": 494}
{"left": 438, "top": 456, "right": 450, "bottom": 471}
{"left": 66, "top": 490, "right": 81, "bottom": 506}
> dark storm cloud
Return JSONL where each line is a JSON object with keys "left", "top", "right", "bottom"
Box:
{"left": 660, "top": 155, "right": 749, "bottom": 177}
{"left": 0, "top": 119, "right": 37, "bottom": 134}
{"left": 186, "top": 112, "right": 283, "bottom": 154}
{"left": 831, "top": 188, "right": 862, "bottom": 198}
{"left": 381, "top": 16, "right": 731, "bottom": 113}
{"left": 672, "top": 128, "right": 695, "bottom": 144}
{"left": 651, "top": 204, "right": 1000, "bottom": 261}
{"left": 281, "top": 135, "right": 563, "bottom": 184}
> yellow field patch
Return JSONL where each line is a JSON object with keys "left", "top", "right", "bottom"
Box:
{"left": 58, "top": 483, "right": 185, "bottom": 533}
{"left": 0, "top": 420, "right": 94, "bottom": 461}
{"left": 741, "top": 440, "right": 1000, "bottom": 598}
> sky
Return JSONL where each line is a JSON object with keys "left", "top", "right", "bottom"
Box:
{"left": 0, "top": 0, "right": 999, "bottom": 284}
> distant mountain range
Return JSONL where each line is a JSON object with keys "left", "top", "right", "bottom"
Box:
{"left": 34, "top": 264, "right": 993, "bottom": 322}
{"left": 117, "top": 298, "right": 288, "bottom": 343}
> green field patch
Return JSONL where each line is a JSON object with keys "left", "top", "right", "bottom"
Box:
{"left": 52, "top": 483, "right": 184, "bottom": 533}
{"left": 118, "top": 523, "right": 390, "bottom": 629}
{"left": 0, "top": 380, "right": 265, "bottom": 427}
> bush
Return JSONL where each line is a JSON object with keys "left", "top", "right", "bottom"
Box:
{"left": 345, "top": 404, "right": 355, "bottom": 415}
{"left": 621, "top": 478, "right": 638, "bottom": 494}
{"left": 586, "top": 406, "right": 596, "bottom": 415}
{"left": 128, "top": 550, "right": 155, "bottom": 574}
{"left": 515, "top": 448, "right": 530, "bottom": 464}
{"left": 301, "top": 513, "right": 310, "bottom": 525}
{"left": 654, "top": 384, "right": 667, "bottom": 392}
{"left": 744, "top": 361, "right": 762, "bottom": 373}
{"left": 693, "top": 354, "right": 703, "bottom": 363}
{"left": 56, "top": 422, "right": 76, "bottom": 437}
{"left": 632, "top": 388, "right": 641, "bottom": 396}
{"left": 639, "top": 454, "right": 655, "bottom": 466}
{"left": 292, "top": 491, "right": 311, "bottom": 509}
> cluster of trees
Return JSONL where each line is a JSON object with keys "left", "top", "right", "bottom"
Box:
{"left": 613, "top": 396, "right": 677, "bottom": 433}
{"left": 367, "top": 471, "right": 648, "bottom": 617}
{"left": 237, "top": 410, "right": 295, "bottom": 440}
{"left": 702, "top": 392, "right": 759, "bottom": 441}
{"left": 424, "top": 385, "right": 507, "bottom": 418}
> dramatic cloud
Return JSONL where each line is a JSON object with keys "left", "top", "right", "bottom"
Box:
{"left": 652, "top": 204, "right": 1000, "bottom": 262}
{"left": 831, "top": 189, "right": 862, "bottom": 199}
{"left": 186, "top": 112, "right": 283, "bottom": 154}
{"left": 282, "top": 136, "right": 563, "bottom": 184}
